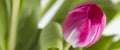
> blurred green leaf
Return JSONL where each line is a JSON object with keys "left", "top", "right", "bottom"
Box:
{"left": 8, "top": 0, "right": 21, "bottom": 50}
{"left": 53, "top": 0, "right": 87, "bottom": 24}
{"left": 48, "top": 48, "right": 59, "bottom": 50}
{"left": 40, "top": 21, "right": 63, "bottom": 50}
{"left": 0, "top": 0, "right": 8, "bottom": 50}
{"left": 5, "top": 0, "right": 13, "bottom": 20}
{"left": 84, "top": 36, "right": 114, "bottom": 50}
{"left": 28, "top": 30, "right": 41, "bottom": 50}
{"left": 14, "top": 0, "right": 41, "bottom": 50}
{"left": 115, "top": 2, "right": 120, "bottom": 11}
{"left": 109, "top": 40, "right": 120, "bottom": 50}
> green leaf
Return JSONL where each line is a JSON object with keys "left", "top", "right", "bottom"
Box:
{"left": 53, "top": 0, "right": 87, "bottom": 24}
{"left": 8, "top": 0, "right": 21, "bottom": 50}
{"left": 40, "top": 21, "right": 63, "bottom": 50}
{"left": 28, "top": 30, "right": 41, "bottom": 50}
{"left": 6, "top": 0, "right": 12, "bottom": 18}
{"left": 84, "top": 36, "right": 114, "bottom": 50}
{"left": 0, "top": 0, "right": 8, "bottom": 50}
{"left": 14, "top": 0, "right": 41, "bottom": 50}
{"left": 48, "top": 48, "right": 59, "bottom": 50}
{"left": 109, "top": 40, "right": 120, "bottom": 50}
{"left": 116, "top": 2, "right": 120, "bottom": 11}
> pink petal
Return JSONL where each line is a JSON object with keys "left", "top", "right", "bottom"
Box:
{"left": 62, "top": 2, "right": 106, "bottom": 48}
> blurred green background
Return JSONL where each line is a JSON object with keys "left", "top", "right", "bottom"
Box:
{"left": 0, "top": 0, "right": 120, "bottom": 50}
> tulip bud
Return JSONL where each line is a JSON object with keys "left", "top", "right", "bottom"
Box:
{"left": 62, "top": 2, "right": 106, "bottom": 48}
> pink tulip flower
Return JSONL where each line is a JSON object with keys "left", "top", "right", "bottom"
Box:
{"left": 62, "top": 2, "right": 106, "bottom": 48}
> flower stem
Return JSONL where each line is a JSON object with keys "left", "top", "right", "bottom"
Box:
{"left": 64, "top": 42, "right": 71, "bottom": 50}
{"left": 8, "top": 0, "right": 20, "bottom": 50}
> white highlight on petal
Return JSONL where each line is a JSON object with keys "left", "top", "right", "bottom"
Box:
{"left": 69, "top": 8, "right": 83, "bottom": 15}
{"left": 66, "top": 29, "right": 80, "bottom": 48}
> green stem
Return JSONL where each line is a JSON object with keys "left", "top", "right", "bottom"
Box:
{"left": 5, "top": 0, "right": 12, "bottom": 17}
{"left": 64, "top": 42, "right": 71, "bottom": 50}
{"left": 74, "top": 48, "right": 83, "bottom": 50}
{"left": 8, "top": 0, "right": 20, "bottom": 50}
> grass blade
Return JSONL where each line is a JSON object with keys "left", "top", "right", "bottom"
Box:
{"left": 8, "top": 0, "right": 21, "bottom": 50}
{"left": 0, "top": 0, "right": 8, "bottom": 50}
{"left": 14, "top": 0, "right": 41, "bottom": 50}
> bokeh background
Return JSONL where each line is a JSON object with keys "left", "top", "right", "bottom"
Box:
{"left": 0, "top": 0, "right": 120, "bottom": 50}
